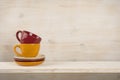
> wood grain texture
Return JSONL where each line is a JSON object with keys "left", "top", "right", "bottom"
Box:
{"left": 0, "top": 0, "right": 120, "bottom": 61}
{"left": 0, "top": 73, "right": 119, "bottom": 80}
{"left": 0, "top": 61, "right": 120, "bottom": 73}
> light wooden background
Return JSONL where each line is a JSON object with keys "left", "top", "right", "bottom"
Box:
{"left": 0, "top": 0, "right": 120, "bottom": 80}
{"left": 0, "top": 0, "right": 120, "bottom": 61}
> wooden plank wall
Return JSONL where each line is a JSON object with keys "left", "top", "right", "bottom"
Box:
{"left": 0, "top": 0, "right": 120, "bottom": 61}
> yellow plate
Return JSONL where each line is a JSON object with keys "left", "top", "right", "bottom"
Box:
{"left": 14, "top": 55, "right": 45, "bottom": 66}
{"left": 15, "top": 61, "right": 44, "bottom": 66}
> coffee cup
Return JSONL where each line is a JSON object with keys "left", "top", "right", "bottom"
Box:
{"left": 16, "top": 30, "right": 41, "bottom": 44}
{"left": 14, "top": 44, "right": 40, "bottom": 57}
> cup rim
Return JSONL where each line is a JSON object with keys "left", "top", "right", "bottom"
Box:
{"left": 15, "top": 44, "right": 40, "bottom": 45}
{"left": 23, "top": 30, "right": 41, "bottom": 39}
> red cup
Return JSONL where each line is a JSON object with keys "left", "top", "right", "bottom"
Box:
{"left": 16, "top": 30, "right": 41, "bottom": 44}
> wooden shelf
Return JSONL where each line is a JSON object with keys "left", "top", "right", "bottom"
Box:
{"left": 0, "top": 61, "right": 120, "bottom": 73}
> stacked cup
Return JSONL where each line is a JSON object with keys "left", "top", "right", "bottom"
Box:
{"left": 13, "top": 30, "right": 45, "bottom": 66}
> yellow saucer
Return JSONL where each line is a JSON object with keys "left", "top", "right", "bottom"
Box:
{"left": 14, "top": 55, "right": 45, "bottom": 66}
{"left": 15, "top": 61, "right": 44, "bottom": 66}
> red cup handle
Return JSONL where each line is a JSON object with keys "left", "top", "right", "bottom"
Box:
{"left": 16, "top": 30, "right": 22, "bottom": 42}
